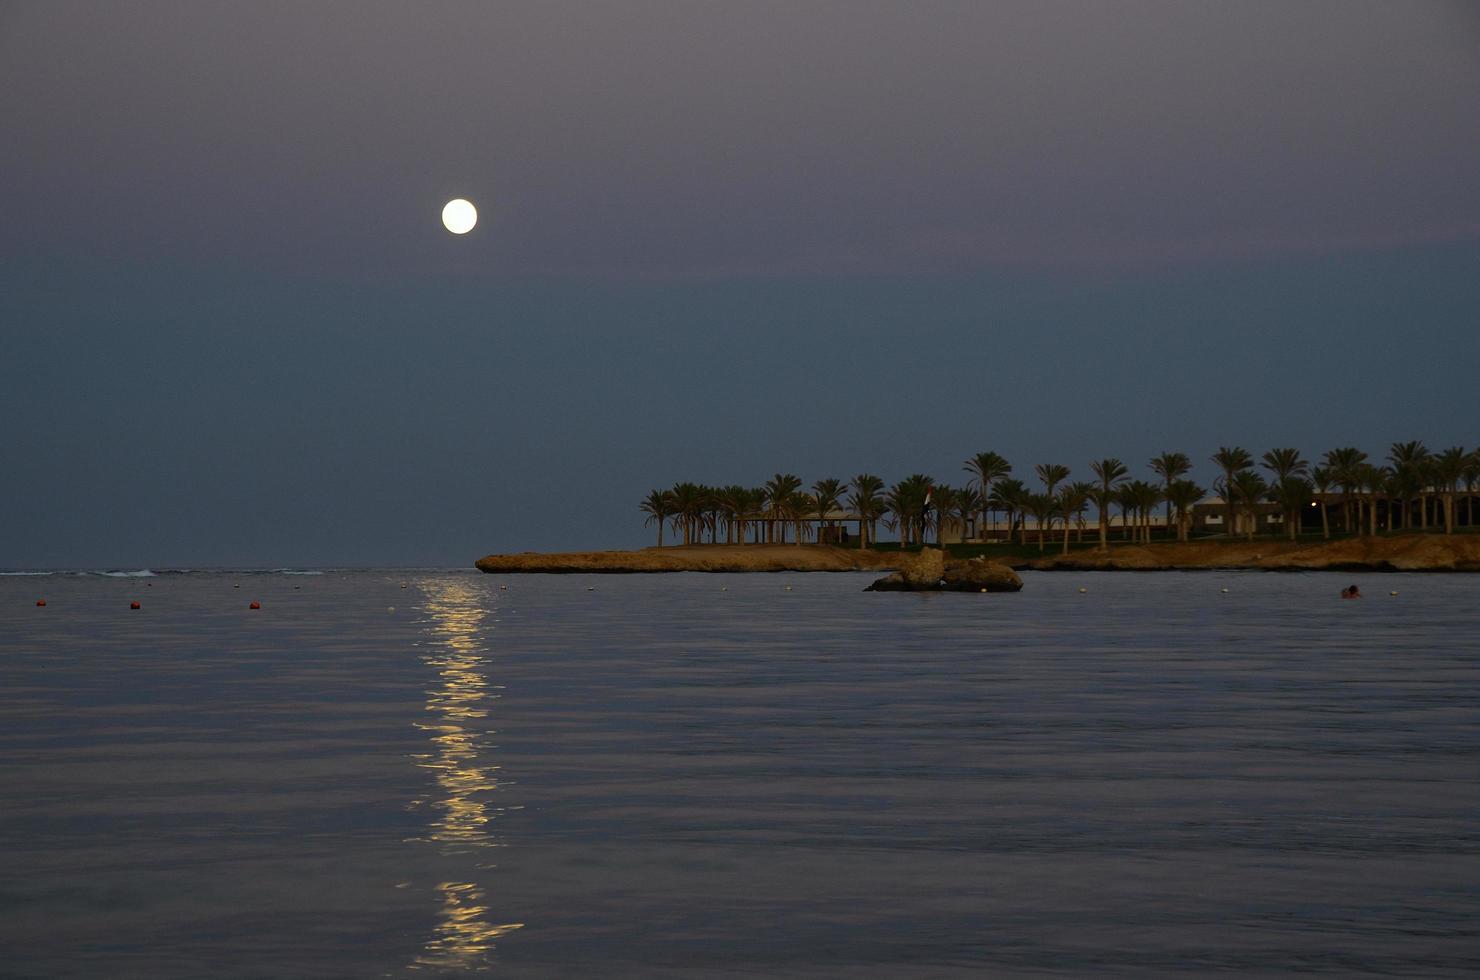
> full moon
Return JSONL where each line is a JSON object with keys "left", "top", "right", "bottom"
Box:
{"left": 441, "top": 198, "right": 477, "bottom": 234}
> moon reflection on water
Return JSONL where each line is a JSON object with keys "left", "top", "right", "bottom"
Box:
{"left": 411, "top": 580, "right": 523, "bottom": 970}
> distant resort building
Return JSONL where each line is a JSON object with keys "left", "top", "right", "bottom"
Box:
{"left": 854, "top": 488, "right": 1476, "bottom": 544}
{"left": 664, "top": 487, "right": 1479, "bottom": 547}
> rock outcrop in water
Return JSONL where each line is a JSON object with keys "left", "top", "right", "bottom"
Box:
{"left": 864, "top": 549, "right": 1024, "bottom": 592}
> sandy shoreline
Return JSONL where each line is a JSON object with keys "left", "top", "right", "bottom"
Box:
{"left": 476, "top": 535, "right": 1480, "bottom": 574}
{"left": 1023, "top": 535, "right": 1480, "bottom": 572}
{"left": 474, "top": 544, "right": 897, "bottom": 574}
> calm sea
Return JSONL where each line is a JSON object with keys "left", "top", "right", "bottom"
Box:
{"left": 2, "top": 568, "right": 1478, "bottom": 978}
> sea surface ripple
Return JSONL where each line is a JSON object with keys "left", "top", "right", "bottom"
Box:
{"left": 2, "top": 569, "right": 1478, "bottom": 977}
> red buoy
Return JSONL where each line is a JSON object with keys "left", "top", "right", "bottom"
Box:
{"left": 130, "top": 601, "right": 141, "bottom": 610}
{"left": 249, "top": 601, "right": 261, "bottom": 610}
{"left": 36, "top": 599, "right": 46, "bottom": 607}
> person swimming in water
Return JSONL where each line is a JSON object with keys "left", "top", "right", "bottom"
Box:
{"left": 1341, "top": 584, "right": 1361, "bottom": 599}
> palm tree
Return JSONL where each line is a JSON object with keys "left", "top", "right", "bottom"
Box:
{"left": 1387, "top": 441, "right": 1430, "bottom": 530}
{"left": 1124, "top": 480, "right": 1163, "bottom": 544}
{"left": 1310, "top": 466, "right": 1333, "bottom": 539}
{"left": 1260, "top": 449, "right": 1309, "bottom": 540}
{"left": 1261, "top": 447, "right": 1308, "bottom": 484}
{"left": 699, "top": 485, "right": 721, "bottom": 543}
{"left": 1090, "top": 458, "right": 1129, "bottom": 551}
{"left": 1268, "top": 476, "right": 1313, "bottom": 541}
{"left": 1229, "top": 470, "right": 1268, "bottom": 540}
{"left": 1463, "top": 452, "right": 1480, "bottom": 528}
{"left": 1058, "top": 482, "right": 1092, "bottom": 554}
{"left": 811, "top": 478, "right": 845, "bottom": 543}
{"left": 669, "top": 482, "right": 705, "bottom": 545}
{"left": 1359, "top": 464, "right": 1391, "bottom": 535}
{"left": 764, "top": 473, "right": 802, "bottom": 543}
{"left": 1035, "top": 463, "right": 1070, "bottom": 498}
{"left": 1164, "top": 479, "right": 1206, "bottom": 542}
{"left": 1211, "top": 447, "right": 1254, "bottom": 536}
{"left": 847, "top": 474, "right": 885, "bottom": 549}
{"left": 1322, "top": 447, "right": 1368, "bottom": 533}
{"left": 1431, "top": 446, "right": 1467, "bottom": 535}
{"left": 788, "top": 490, "right": 813, "bottom": 545}
{"left": 908, "top": 474, "right": 937, "bottom": 547}
{"left": 640, "top": 489, "right": 674, "bottom": 547}
{"left": 946, "top": 486, "right": 980, "bottom": 547}
{"left": 990, "top": 478, "right": 1028, "bottom": 545}
{"left": 1025, "top": 492, "right": 1057, "bottom": 551}
{"left": 745, "top": 487, "right": 768, "bottom": 543}
{"left": 714, "top": 485, "right": 744, "bottom": 544}
{"left": 1115, "top": 483, "right": 1140, "bottom": 542}
{"left": 962, "top": 451, "right": 1011, "bottom": 542}
{"left": 928, "top": 483, "right": 956, "bottom": 547}
{"left": 1149, "top": 452, "right": 1191, "bottom": 529}
{"left": 886, "top": 477, "right": 930, "bottom": 549}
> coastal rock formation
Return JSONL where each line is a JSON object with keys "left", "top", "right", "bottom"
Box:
{"left": 943, "top": 557, "right": 1025, "bottom": 592}
{"left": 865, "top": 550, "right": 1023, "bottom": 592}
{"left": 899, "top": 547, "right": 947, "bottom": 587}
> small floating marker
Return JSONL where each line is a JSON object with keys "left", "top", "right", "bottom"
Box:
{"left": 721, "top": 586, "right": 728, "bottom": 592}
{"left": 387, "top": 606, "right": 395, "bottom": 613}
{"left": 586, "top": 587, "right": 595, "bottom": 591}
{"left": 1390, "top": 591, "right": 1398, "bottom": 597}
{"left": 36, "top": 599, "right": 46, "bottom": 607}
{"left": 294, "top": 585, "right": 300, "bottom": 590}
{"left": 233, "top": 584, "right": 240, "bottom": 589}
{"left": 130, "top": 601, "right": 141, "bottom": 610}
{"left": 784, "top": 585, "right": 792, "bottom": 591}
{"left": 1220, "top": 588, "right": 1230, "bottom": 594}
{"left": 499, "top": 585, "right": 508, "bottom": 590}
{"left": 1078, "top": 587, "right": 1087, "bottom": 594}
{"left": 249, "top": 601, "right": 261, "bottom": 610}
{"left": 400, "top": 584, "right": 408, "bottom": 590}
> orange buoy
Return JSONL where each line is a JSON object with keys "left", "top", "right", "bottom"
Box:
{"left": 249, "top": 601, "right": 261, "bottom": 610}
{"left": 36, "top": 599, "right": 46, "bottom": 607}
{"left": 130, "top": 601, "right": 141, "bottom": 610}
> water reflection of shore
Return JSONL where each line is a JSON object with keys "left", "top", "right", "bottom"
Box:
{"left": 412, "top": 580, "right": 522, "bottom": 971}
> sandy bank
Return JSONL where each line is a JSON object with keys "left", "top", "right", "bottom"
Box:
{"left": 476, "top": 535, "right": 1480, "bottom": 575}
{"left": 474, "top": 544, "right": 900, "bottom": 574}
{"left": 1025, "top": 534, "right": 1480, "bottom": 572}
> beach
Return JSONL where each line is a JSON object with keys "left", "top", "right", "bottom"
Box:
{"left": 476, "top": 534, "right": 1480, "bottom": 575}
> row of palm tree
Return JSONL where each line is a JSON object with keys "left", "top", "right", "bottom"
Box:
{"left": 641, "top": 442, "right": 1480, "bottom": 550}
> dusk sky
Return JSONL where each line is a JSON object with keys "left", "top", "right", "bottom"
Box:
{"left": 3, "top": 1, "right": 1478, "bottom": 567}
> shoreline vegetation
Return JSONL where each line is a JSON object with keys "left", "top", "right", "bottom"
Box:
{"left": 477, "top": 442, "right": 1480, "bottom": 575}
{"left": 474, "top": 534, "right": 1480, "bottom": 575}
